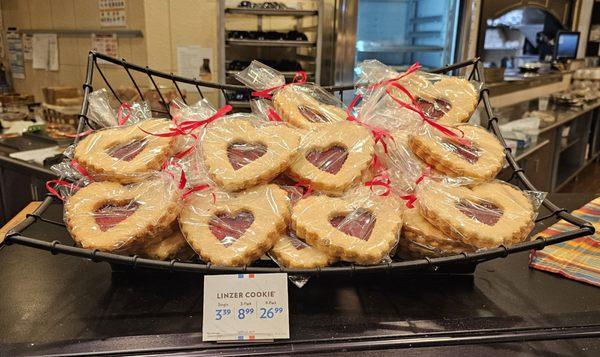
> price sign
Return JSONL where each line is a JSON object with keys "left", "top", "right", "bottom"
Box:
{"left": 202, "top": 273, "right": 289, "bottom": 341}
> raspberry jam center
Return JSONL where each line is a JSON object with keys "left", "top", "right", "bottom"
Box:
{"left": 208, "top": 211, "right": 255, "bottom": 247}
{"left": 330, "top": 209, "right": 376, "bottom": 241}
{"left": 416, "top": 97, "right": 452, "bottom": 121}
{"left": 441, "top": 138, "right": 480, "bottom": 164}
{"left": 107, "top": 139, "right": 148, "bottom": 161}
{"left": 227, "top": 142, "right": 267, "bottom": 170}
{"left": 94, "top": 202, "right": 140, "bottom": 231}
{"left": 298, "top": 105, "right": 329, "bottom": 123}
{"left": 455, "top": 199, "right": 503, "bottom": 226}
{"left": 306, "top": 145, "right": 348, "bottom": 174}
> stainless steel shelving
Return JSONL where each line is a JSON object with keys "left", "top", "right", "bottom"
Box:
{"left": 218, "top": 0, "right": 323, "bottom": 107}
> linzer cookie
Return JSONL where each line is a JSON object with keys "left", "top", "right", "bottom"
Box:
{"left": 292, "top": 187, "right": 403, "bottom": 265}
{"left": 394, "top": 74, "right": 478, "bottom": 125}
{"left": 73, "top": 119, "right": 176, "bottom": 183}
{"left": 400, "top": 202, "right": 476, "bottom": 257}
{"left": 287, "top": 122, "right": 375, "bottom": 195}
{"left": 417, "top": 180, "right": 535, "bottom": 248}
{"left": 202, "top": 117, "right": 300, "bottom": 191}
{"left": 179, "top": 184, "right": 289, "bottom": 267}
{"left": 65, "top": 176, "right": 181, "bottom": 253}
{"left": 409, "top": 124, "right": 504, "bottom": 181}
{"left": 270, "top": 231, "right": 337, "bottom": 269}
{"left": 273, "top": 85, "right": 347, "bottom": 129}
{"left": 138, "top": 226, "right": 195, "bottom": 261}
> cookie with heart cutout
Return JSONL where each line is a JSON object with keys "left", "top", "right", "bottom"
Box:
{"left": 287, "top": 122, "right": 375, "bottom": 196}
{"left": 272, "top": 84, "right": 347, "bottom": 129}
{"left": 417, "top": 180, "right": 535, "bottom": 249}
{"left": 137, "top": 224, "right": 195, "bottom": 261}
{"left": 400, "top": 202, "right": 476, "bottom": 258}
{"left": 291, "top": 187, "right": 403, "bottom": 265}
{"left": 73, "top": 119, "right": 176, "bottom": 184}
{"left": 201, "top": 117, "right": 301, "bottom": 192}
{"left": 409, "top": 124, "right": 504, "bottom": 181}
{"left": 64, "top": 176, "right": 181, "bottom": 253}
{"left": 270, "top": 231, "right": 337, "bottom": 269}
{"left": 391, "top": 73, "right": 478, "bottom": 125}
{"left": 179, "top": 184, "right": 290, "bottom": 267}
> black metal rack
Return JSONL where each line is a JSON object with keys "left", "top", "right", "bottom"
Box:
{"left": 1, "top": 51, "right": 595, "bottom": 275}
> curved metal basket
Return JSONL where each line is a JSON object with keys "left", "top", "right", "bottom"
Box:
{"left": 2, "top": 51, "right": 595, "bottom": 275}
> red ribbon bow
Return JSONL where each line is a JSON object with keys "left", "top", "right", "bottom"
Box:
{"left": 251, "top": 71, "right": 307, "bottom": 99}
{"left": 400, "top": 165, "right": 432, "bottom": 208}
{"left": 364, "top": 155, "right": 392, "bottom": 196}
{"left": 346, "top": 93, "right": 395, "bottom": 154}
{"left": 45, "top": 179, "right": 82, "bottom": 201}
{"left": 117, "top": 102, "right": 132, "bottom": 126}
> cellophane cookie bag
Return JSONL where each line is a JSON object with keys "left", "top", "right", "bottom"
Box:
{"left": 234, "top": 60, "right": 347, "bottom": 129}
{"left": 414, "top": 178, "right": 545, "bottom": 250}
{"left": 291, "top": 186, "right": 403, "bottom": 265}
{"left": 56, "top": 171, "right": 190, "bottom": 259}
{"left": 179, "top": 184, "right": 290, "bottom": 267}
{"left": 199, "top": 112, "right": 301, "bottom": 192}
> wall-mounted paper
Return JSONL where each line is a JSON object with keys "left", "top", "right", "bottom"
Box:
{"left": 32, "top": 34, "right": 58, "bottom": 71}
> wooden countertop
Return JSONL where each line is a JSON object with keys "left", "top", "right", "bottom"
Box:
{"left": 0, "top": 201, "right": 41, "bottom": 244}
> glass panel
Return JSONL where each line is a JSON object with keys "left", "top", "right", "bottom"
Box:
{"left": 355, "top": 0, "right": 461, "bottom": 71}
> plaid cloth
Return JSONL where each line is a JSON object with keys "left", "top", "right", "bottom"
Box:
{"left": 529, "top": 197, "right": 600, "bottom": 287}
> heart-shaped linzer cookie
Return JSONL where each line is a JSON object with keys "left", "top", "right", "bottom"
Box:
{"left": 288, "top": 122, "right": 375, "bottom": 196}
{"left": 417, "top": 180, "right": 534, "bottom": 248}
{"left": 65, "top": 176, "right": 181, "bottom": 252}
{"left": 73, "top": 119, "right": 176, "bottom": 184}
{"left": 202, "top": 118, "right": 300, "bottom": 191}
{"left": 272, "top": 85, "right": 347, "bottom": 129}
{"left": 179, "top": 184, "right": 290, "bottom": 267}
{"left": 409, "top": 124, "right": 504, "bottom": 181}
{"left": 292, "top": 187, "right": 402, "bottom": 265}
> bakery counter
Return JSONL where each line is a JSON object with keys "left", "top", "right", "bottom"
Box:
{"left": 486, "top": 71, "right": 569, "bottom": 97}
{"left": 0, "top": 193, "right": 598, "bottom": 356}
{"left": 495, "top": 98, "right": 600, "bottom": 192}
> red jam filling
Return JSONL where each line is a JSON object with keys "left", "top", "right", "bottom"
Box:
{"left": 441, "top": 138, "right": 480, "bottom": 164}
{"left": 227, "top": 142, "right": 267, "bottom": 170}
{"left": 208, "top": 211, "right": 255, "bottom": 247}
{"left": 330, "top": 209, "right": 376, "bottom": 241}
{"left": 288, "top": 231, "right": 306, "bottom": 250}
{"left": 416, "top": 97, "right": 452, "bottom": 121}
{"left": 107, "top": 139, "right": 148, "bottom": 161}
{"left": 94, "top": 202, "right": 140, "bottom": 232}
{"left": 298, "top": 105, "right": 329, "bottom": 123}
{"left": 305, "top": 145, "right": 348, "bottom": 174}
{"left": 455, "top": 199, "right": 503, "bottom": 226}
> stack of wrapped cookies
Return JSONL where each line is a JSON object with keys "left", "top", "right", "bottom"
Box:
{"left": 54, "top": 59, "right": 541, "bottom": 271}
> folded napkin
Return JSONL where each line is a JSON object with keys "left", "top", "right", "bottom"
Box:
{"left": 529, "top": 197, "right": 600, "bottom": 287}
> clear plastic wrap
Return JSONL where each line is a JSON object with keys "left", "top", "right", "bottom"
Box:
{"left": 63, "top": 172, "right": 183, "bottom": 254}
{"left": 357, "top": 59, "right": 480, "bottom": 125}
{"left": 291, "top": 186, "right": 403, "bottom": 265}
{"left": 200, "top": 113, "right": 301, "bottom": 192}
{"left": 286, "top": 121, "right": 375, "bottom": 196}
{"left": 408, "top": 123, "right": 505, "bottom": 182}
{"left": 235, "top": 60, "right": 347, "bottom": 129}
{"left": 179, "top": 184, "right": 290, "bottom": 267}
{"left": 415, "top": 179, "right": 544, "bottom": 249}
{"left": 269, "top": 231, "right": 337, "bottom": 269}
{"left": 86, "top": 88, "right": 152, "bottom": 128}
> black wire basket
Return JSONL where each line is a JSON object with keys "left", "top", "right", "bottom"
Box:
{"left": 1, "top": 51, "right": 595, "bottom": 276}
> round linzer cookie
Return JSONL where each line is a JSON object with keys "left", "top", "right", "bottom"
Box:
{"left": 273, "top": 85, "right": 347, "bottom": 129}
{"left": 291, "top": 187, "right": 403, "bottom": 265}
{"left": 409, "top": 124, "right": 504, "bottom": 181}
{"left": 179, "top": 184, "right": 289, "bottom": 267}
{"left": 65, "top": 177, "right": 181, "bottom": 253}
{"left": 417, "top": 180, "right": 535, "bottom": 248}
{"left": 287, "top": 122, "right": 375, "bottom": 195}
{"left": 394, "top": 74, "right": 478, "bottom": 125}
{"left": 74, "top": 119, "right": 176, "bottom": 183}
{"left": 270, "top": 231, "right": 337, "bottom": 269}
{"left": 401, "top": 202, "right": 476, "bottom": 257}
{"left": 202, "top": 118, "right": 300, "bottom": 191}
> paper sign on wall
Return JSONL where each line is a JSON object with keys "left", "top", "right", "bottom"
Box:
{"left": 22, "top": 34, "right": 33, "bottom": 61}
{"left": 203, "top": 273, "right": 290, "bottom": 341}
{"left": 32, "top": 34, "right": 58, "bottom": 71}
{"left": 99, "top": 0, "right": 127, "bottom": 28}
{"left": 176, "top": 45, "right": 213, "bottom": 91}
{"left": 6, "top": 30, "right": 25, "bottom": 79}
{"left": 91, "top": 33, "right": 118, "bottom": 61}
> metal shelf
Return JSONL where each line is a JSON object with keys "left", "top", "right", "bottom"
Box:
{"left": 226, "top": 70, "right": 313, "bottom": 78}
{"left": 226, "top": 39, "right": 316, "bottom": 47}
{"left": 16, "top": 29, "right": 143, "bottom": 38}
{"left": 356, "top": 42, "right": 444, "bottom": 53}
{"left": 225, "top": 8, "right": 317, "bottom": 16}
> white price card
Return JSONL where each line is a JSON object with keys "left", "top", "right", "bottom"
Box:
{"left": 203, "top": 273, "right": 289, "bottom": 341}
